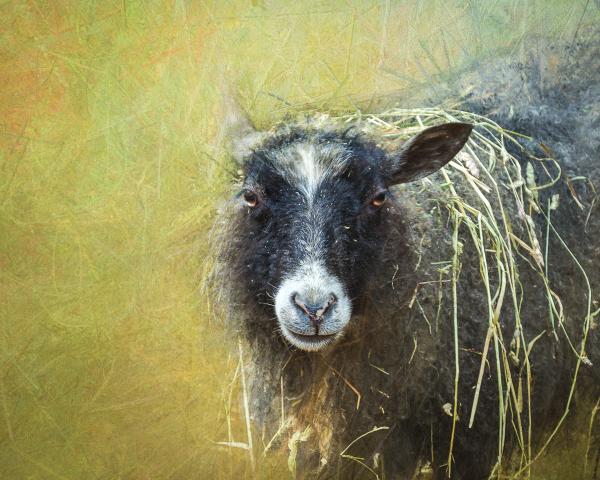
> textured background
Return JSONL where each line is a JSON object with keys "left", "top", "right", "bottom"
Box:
{"left": 1, "top": 1, "right": 598, "bottom": 478}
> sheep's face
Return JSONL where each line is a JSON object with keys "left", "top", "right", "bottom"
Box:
{"left": 229, "top": 120, "right": 471, "bottom": 352}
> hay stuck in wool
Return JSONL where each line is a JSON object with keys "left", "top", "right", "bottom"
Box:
{"left": 341, "top": 107, "right": 596, "bottom": 478}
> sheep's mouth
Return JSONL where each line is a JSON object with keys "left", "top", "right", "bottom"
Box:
{"left": 290, "top": 332, "right": 336, "bottom": 341}
{"left": 284, "top": 329, "right": 339, "bottom": 351}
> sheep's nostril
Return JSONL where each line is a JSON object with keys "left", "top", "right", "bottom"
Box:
{"left": 292, "top": 293, "right": 337, "bottom": 327}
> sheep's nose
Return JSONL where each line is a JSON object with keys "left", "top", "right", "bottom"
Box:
{"left": 292, "top": 293, "right": 337, "bottom": 328}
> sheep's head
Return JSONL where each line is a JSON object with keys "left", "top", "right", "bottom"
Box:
{"left": 224, "top": 111, "right": 471, "bottom": 352}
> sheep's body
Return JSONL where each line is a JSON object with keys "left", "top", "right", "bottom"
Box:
{"left": 214, "top": 38, "right": 600, "bottom": 479}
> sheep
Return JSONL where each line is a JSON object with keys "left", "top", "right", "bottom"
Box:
{"left": 211, "top": 39, "right": 600, "bottom": 479}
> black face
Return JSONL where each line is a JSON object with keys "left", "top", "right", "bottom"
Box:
{"left": 226, "top": 122, "right": 472, "bottom": 351}
{"left": 243, "top": 134, "right": 390, "bottom": 295}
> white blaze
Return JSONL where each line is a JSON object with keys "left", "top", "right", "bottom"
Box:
{"left": 271, "top": 140, "right": 353, "bottom": 351}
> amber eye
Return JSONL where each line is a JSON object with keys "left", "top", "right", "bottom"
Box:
{"left": 243, "top": 190, "right": 259, "bottom": 208}
{"left": 370, "top": 191, "right": 387, "bottom": 208}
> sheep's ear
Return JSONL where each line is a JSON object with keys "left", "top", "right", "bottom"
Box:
{"left": 384, "top": 123, "right": 472, "bottom": 185}
{"left": 220, "top": 93, "right": 267, "bottom": 164}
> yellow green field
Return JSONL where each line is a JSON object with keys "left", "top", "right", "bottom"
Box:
{"left": 1, "top": 1, "right": 598, "bottom": 478}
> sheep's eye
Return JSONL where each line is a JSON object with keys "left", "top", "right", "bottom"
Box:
{"left": 243, "top": 190, "right": 259, "bottom": 208}
{"left": 370, "top": 191, "right": 387, "bottom": 208}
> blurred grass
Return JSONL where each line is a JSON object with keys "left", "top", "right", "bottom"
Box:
{"left": 0, "top": 1, "right": 598, "bottom": 479}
